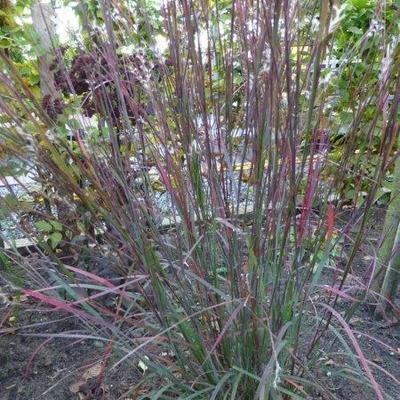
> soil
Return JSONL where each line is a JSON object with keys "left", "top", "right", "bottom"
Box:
{"left": 332, "top": 304, "right": 400, "bottom": 400}
{"left": 320, "top": 207, "right": 400, "bottom": 400}
{"left": 0, "top": 207, "right": 399, "bottom": 400}
{"left": 0, "top": 307, "right": 140, "bottom": 400}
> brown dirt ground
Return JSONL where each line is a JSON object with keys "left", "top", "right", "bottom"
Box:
{"left": 0, "top": 307, "right": 140, "bottom": 400}
{"left": 319, "top": 207, "right": 400, "bottom": 400}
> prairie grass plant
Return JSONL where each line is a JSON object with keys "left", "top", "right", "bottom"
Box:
{"left": 0, "top": 0, "right": 400, "bottom": 398}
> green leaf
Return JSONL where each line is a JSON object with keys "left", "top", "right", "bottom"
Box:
{"left": 350, "top": 0, "right": 371, "bottom": 9}
{"left": 347, "top": 26, "right": 362, "bottom": 35}
{"left": 50, "top": 231, "right": 62, "bottom": 249}
{"left": 34, "top": 220, "right": 53, "bottom": 232}
{"left": 50, "top": 220, "right": 63, "bottom": 231}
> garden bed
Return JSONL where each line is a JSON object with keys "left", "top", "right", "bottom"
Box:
{"left": 1, "top": 208, "right": 399, "bottom": 400}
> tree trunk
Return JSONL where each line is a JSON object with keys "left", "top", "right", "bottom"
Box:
{"left": 374, "top": 152, "right": 400, "bottom": 318}
{"left": 31, "top": 1, "right": 59, "bottom": 99}
{"left": 31, "top": 1, "right": 59, "bottom": 216}
{"left": 375, "top": 228, "right": 400, "bottom": 317}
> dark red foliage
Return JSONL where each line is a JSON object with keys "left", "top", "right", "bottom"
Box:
{"left": 51, "top": 48, "right": 170, "bottom": 127}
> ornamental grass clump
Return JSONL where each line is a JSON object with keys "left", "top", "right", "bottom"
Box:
{"left": 0, "top": 0, "right": 399, "bottom": 398}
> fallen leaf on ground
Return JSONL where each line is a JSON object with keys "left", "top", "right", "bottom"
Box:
{"left": 69, "top": 362, "right": 102, "bottom": 394}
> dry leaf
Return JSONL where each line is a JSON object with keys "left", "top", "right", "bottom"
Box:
{"left": 69, "top": 362, "right": 102, "bottom": 394}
